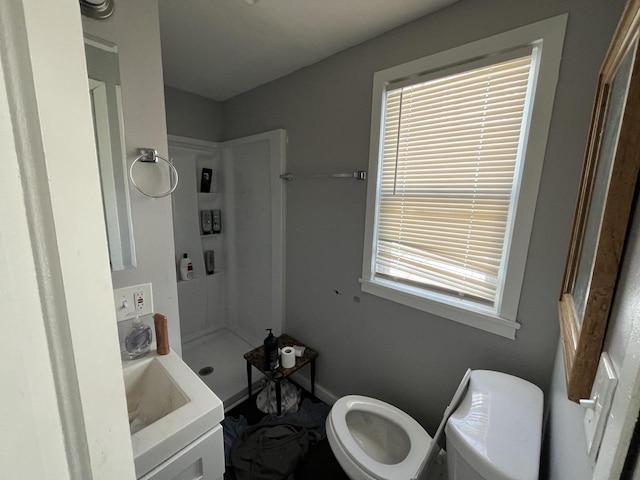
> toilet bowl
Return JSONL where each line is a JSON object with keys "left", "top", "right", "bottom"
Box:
{"left": 326, "top": 395, "right": 431, "bottom": 480}
{"left": 326, "top": 370, "right": 543, "bottom": 480}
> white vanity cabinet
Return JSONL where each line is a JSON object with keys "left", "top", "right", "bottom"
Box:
{"left": 139, "top": 425, "right": 224, "bottom": 480}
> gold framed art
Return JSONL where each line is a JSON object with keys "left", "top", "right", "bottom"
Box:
{"left": 559, "top": 0, "right": 640, "bottom": 402}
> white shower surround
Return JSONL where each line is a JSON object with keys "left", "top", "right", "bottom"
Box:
{"left": 169, "top": 132, "right": 286, "bottom": 403}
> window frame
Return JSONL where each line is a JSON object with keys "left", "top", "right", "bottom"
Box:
{"left": 360, "top": 15, "right": 568, "bottom": 339}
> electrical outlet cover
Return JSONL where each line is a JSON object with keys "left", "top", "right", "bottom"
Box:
{"left": 114, "top": 283, "right": 153, "bottom": 321}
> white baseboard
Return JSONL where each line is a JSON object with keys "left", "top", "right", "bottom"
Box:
{"left": 289, "top": 372, "right": 339, "bottom": 405}
{"left": 224, "top": 376, "right": 339, "bottom": 412}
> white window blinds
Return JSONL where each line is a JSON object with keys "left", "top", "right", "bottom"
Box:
{"left": 375, "top": 53, "right": 534, "bottom": 305}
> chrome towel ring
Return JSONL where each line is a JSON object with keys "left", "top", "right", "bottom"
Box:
{"left": 129, "top": 148, "right": 179, "bottom": 198}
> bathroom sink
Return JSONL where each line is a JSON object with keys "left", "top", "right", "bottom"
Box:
{"left": 125, "top": 356, "right": 188, "bottom": 434}
{"left": 122, "top": 349, "right": 224, "bottom": 478}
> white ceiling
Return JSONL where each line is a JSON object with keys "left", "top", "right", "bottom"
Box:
{"left": 159, "top": 0, "right": 459, "bottom": 101}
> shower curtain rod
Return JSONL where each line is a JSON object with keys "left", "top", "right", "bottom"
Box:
{"left": 280, "top": 170, "right": 367, "bottom": 181}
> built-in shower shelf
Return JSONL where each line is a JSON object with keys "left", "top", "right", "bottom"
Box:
{"left": 201, "top": 234, "right": 222, "bottom": 238}
{"left": 197, "top": 192, "right": 219, "bottom": 197}
{"left": 177, "top": 276, "right": 200, "bottom": 283}
{"left": 177, "top": 271, "right": 222, "bottom": 284}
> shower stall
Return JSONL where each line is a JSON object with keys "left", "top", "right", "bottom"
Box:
{"left": 169, "top": 130, "right": 285, "bottom": 408}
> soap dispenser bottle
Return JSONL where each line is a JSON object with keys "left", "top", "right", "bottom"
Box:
{"left": 263, "top": 328, "right": 279, "bottom": 371}
{"left": 125, "top": 315, "right": 152, "bottom": 359}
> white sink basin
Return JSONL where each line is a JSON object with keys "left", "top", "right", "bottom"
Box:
{"left": 122, "top": 349, "right": 224, "bottom": 478}
{"left": 125, "top": 357, "right": 189, "bottom": 434}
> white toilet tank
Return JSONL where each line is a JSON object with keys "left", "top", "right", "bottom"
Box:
{"left": 444, "top": 370, "right": 543, "bottom": 480}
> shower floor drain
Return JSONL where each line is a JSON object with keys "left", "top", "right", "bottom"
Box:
{"left": 198, "top": 366, "right": 214, "bottom": 376}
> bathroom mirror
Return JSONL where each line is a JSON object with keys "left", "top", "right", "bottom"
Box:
{"left": 559, "top": 0, "right": 640, "bottom": 402}
{"left": 84, "top": 35, "right": 137, "bottom": 271}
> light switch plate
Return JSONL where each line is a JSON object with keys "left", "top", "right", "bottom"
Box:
{"left": 583, "top": 352, "right": 617, "bottom": 460}
{"left": 113, "top": 283, "right": 153, "bottom": 321}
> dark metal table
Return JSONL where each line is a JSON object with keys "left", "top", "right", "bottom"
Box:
{"left": 243, "top": 333, "right": 318, "bottom": 415}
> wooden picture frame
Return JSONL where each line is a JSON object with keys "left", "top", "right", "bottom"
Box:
{"left": 559, "top": 0, "right": 640, "bottom": 402}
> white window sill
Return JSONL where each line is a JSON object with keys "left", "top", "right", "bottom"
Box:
{"left": 359, "top": 278, "right": 520, "bottom": 339}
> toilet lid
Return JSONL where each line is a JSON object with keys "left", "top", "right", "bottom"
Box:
{"left": 329, "top": 395, "right": 431, "bottom": 480}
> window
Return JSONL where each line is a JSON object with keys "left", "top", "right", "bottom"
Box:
{"left": 361, "top": 16, "right": 567, "bottom": 338}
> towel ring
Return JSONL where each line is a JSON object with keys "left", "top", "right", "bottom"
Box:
{"left": 129, "top": 148, "right": 179, "bottom": 198}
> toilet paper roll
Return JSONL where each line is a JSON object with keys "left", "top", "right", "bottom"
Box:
{"left": 281, "top": 346, "right": 296, "bottom": 369}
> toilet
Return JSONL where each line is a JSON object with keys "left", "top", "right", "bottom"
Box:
{"left": 326, "top": 370, "right": 543, "bottom": 480}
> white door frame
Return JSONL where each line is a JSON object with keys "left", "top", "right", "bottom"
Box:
{"left": 0, "top": 0, "right": 134, "bottom": 478}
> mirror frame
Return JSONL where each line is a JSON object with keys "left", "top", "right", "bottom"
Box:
{"left": 559, "top": 0, "right": 640, "bottom": 402}
{"left": 84, "top": 35, "right": 137, "bottom": 271}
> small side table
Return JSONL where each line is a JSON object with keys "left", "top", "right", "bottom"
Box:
{"left": 244, "top": 333, "right": 318, "bottom": 416}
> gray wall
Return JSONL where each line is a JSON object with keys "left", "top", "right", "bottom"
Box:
{"left": 546, "top": 341, "right": 592, "bottom": 477}
{"left": 221, "top": 0, "right": 624, "bottom": 431}
{"left": 83, "top": 0, "right": 182, "bottom": 354}
{"left": 548, "top": 192, "right": 640, "bottom": 478}
{"left": 165, "top": 85, "right": 223, "bottom": 142}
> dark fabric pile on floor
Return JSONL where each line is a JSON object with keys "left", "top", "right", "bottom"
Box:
{"left": 222, "top": 386, "right": 349, "bottom": 480}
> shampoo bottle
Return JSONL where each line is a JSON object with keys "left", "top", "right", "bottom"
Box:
{"left": 179, "top": 253, "right": 193, "bottom": 280}
{"left": 263, "top": 328, "right": 279, "bottom": 371}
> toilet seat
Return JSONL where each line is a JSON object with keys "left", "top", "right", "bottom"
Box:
{"left": 328, "top": 395, "right": 431, "bottom": 480}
